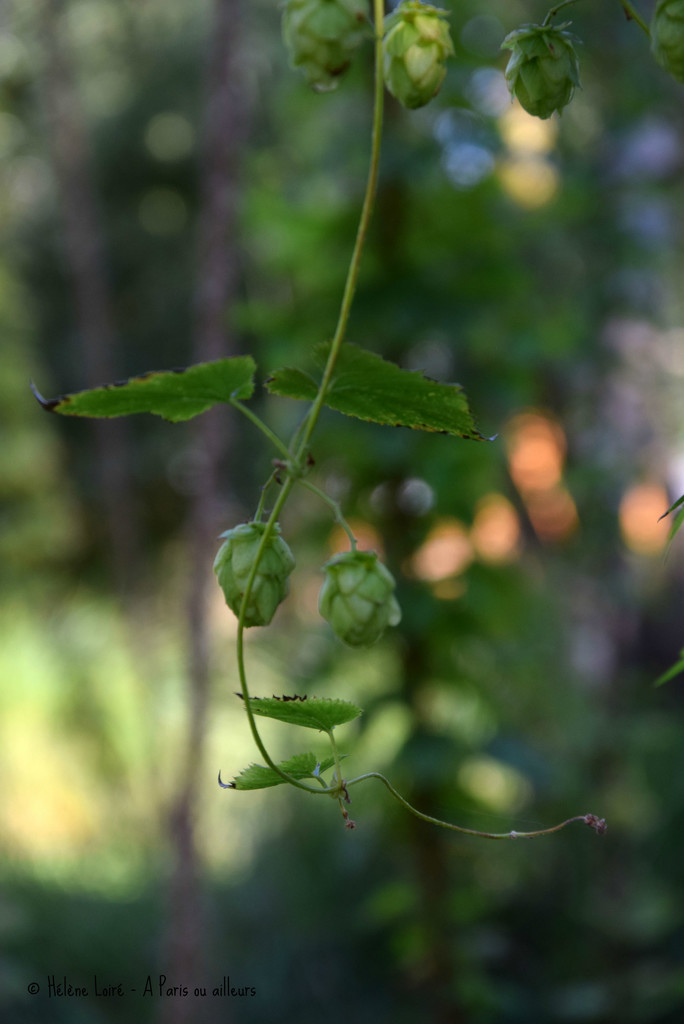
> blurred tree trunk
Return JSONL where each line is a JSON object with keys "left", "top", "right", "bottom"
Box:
{"left": 381, "top": 485, "right": 468, "bottom": 1024}
{"left": 38, "top": 0, "right": 140, "bottom": 592}
{"left": 164, "top": 1, "right": 249, "bottom": 1020}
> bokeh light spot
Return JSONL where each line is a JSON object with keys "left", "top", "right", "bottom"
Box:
{"left": 506, "top": 413, "right": 566, "bottom": 493}
{"left": 145, "top": 112, "right": 195, "bottom": 161}
{"left": 471, "top": 493, "right": 520, "bottom": 563}
{"left": 499, "top": 102, "right": 558, "bottom": 154}
{"left": 619, "top": 483, "right": 670, "bottom": 555}
{"left": 497, "top": 156, "right": 560, "bottom": 208}
{"left": 138, "top": 188, "right": 188, "bottom": 235}
{"left": 411, "top": 519, "right": 473, "bottom": 582}
{"left": 458, "top": 756, "right": 532, "bottom": 813}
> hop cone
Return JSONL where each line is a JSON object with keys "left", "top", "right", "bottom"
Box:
{"left": 319, "top": 550, "right": 401, "bottom": 647}
{"left": 214, "top": 522, "right": 295, "bottom": 627}
{"left": 652, "top": 0, "right": 684, "bottom": 83}
{"left": 282, "top": 0, "right": 370, "bottom": 92}
{"left": 501, "top": 22, "right": 580, "bottom": 120}
{"left": 382, "top": 1, "right": 454, "bottom": 109}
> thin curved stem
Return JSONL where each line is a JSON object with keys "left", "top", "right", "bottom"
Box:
{"left": 227, "top": 0, "right": 387, "bottom": 795}
{"left": 235, "top": 479, "right": 327, "bottom": 794}
{"left": 230, "top": 397, "right": 291, "bottom": 459}
{"left": 293, "top": 0, "right": 385, "bottom": 462}
{"left": 543, "top": 0, "right": 585, "bottom": 26}
{"left": 296, "top": 478, "right": 358, "bottom": 549}
{"left": 345, "top": 772, "right": 607, "bottom": 839}
{"left": 617, "top": 0, "right": 650, "bottom": 36}
{"left": 253, "top": 469, "right": 278, "bottom": 522}
{"left": 327, "top": 728, "right": 344, "bottom": 790}
{"left": 542, "top": 0, "right": 650, "bottom": 38}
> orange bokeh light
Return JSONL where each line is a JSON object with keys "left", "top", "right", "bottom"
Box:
{"left": 470, "top": 493, "right": 521, "bottom": 563}
{"left": 505, "top": 412, "right": 577, "bottom": 543}
{"left": 619, "top": 483, "right": 670, "bottom": 556}
{"left": 411, "top": 518, "right": 473, "bottom": 582}
{"left": 328, "top": 519, "right": 384, "bottom": 559}
{"left": 506, "top": 412, "right": 566, "bottom": 493}
{"left": 525, "top": 486, "right": 579, "bottom": 542}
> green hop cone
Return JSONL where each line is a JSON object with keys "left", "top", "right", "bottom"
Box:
{"left": 382, "top": 1, "right": 454, "bottom": 110}
{"left": 319, "top": 550, "right": 401, "bottom": 647}
{"left": 501, "top": 22, "right": 580, "bottom": 120}
{"left": 652, "top": 0, "right": 684, "bottom": 83}
{"left": 213, "top": 522, "right": 295, "bottom": 627}
{"left": 282, "top": 0, "right": 370, "bottom": 92}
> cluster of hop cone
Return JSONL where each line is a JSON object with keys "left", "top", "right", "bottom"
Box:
{"left": 214, "top": 523, "right": 401, "bottom": 648}
{"left": 283, "top": 0, "right": 454, "bottom": 109}
{"left": 282, "top": 0, "right": 684, "bottom": 123}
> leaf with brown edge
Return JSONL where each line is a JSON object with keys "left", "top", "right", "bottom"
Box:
{"left": 220, "top": 752, "right": 344, "bottom": 790}
{"left": 31, "top": 357, "right": 256, "bottom": 423}
{"left": 239, "top": 694, "right": 362, "bottom": 732}
{"left": 266, "top": 342, "right": 491, "bottom": 440}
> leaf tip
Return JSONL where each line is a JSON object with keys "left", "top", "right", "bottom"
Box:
{"left": 30, "top": 380, "right": 62, "bottom": 413}
{"left": 218, "top": 770, "right": 235, "bottom": 789}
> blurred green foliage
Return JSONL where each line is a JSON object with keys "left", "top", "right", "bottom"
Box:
{"left": 3, "top": 0, "right": 684, "bottom": 1022}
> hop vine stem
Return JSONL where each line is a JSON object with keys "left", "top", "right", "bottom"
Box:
{"left": 345, "top": 773, "right": 607, "bottom": 840}
{"left": 543, "top": 0, "right": 649, "bottom": 36}
{"left": 542, "top": 0, "right": 586, "bottom": 26}
{"left": 293, "top": 0, "right": 386, "bottom": 460}
{"left": 226, "top": 0, "right": 607, "bottom": 839}
{"left": 617, "top": 0, "right": 650, "bottom": 36}
{"left": 296, "top": 478, "right": 358, "bottom": 549}
{"left": 230, "top": 397, "right": 291, "bottom": 459}
{"left": 231, "top": 0, "right": 386, "bottom": 795}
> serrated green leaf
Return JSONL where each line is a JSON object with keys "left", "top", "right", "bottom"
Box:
{"left": 31, "top": 357, "right": 256, "bottom": 423}
{"left": 239, "top": 694, "right": 362, "bottom": 731}
{"left": 265, "top": 366, "right": 318, "bottom": 401}
{"left": 226, "top": 752, "right": 341, "bottom": 790}
{"left": 654, "top": 650, "right": 684, "bottom": 687}
{"left": 266, "top": 343, "right": 489, "bottom": 440}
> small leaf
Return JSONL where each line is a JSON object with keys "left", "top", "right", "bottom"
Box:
{"left": 659, "top": 494, "right": 684, "bottom": 521}
{"left": 266, "top": 343, "right": 489, "bottom": 440}
{"left": 224, "top": 752, "right": 341, "bottom": 790}
{"left": 659, "top": 493, "right": 684, "bottom": 543}
{"left": 654, "top": 650, "right": 684, "bottom": 687}
{"left": 668, "top": 506, "right": 684, "bottom": 543}
{"left": 31, "top": 357, "right": 256, "bottom": 423}
{"left": 239, "top": 693, "right": 362, "bottom": 732}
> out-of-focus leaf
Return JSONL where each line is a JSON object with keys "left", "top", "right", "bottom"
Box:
{"left": 265, "top": 342, "right": 489, "bottom": 440}
{"left": 222, "top": 752, "right": 341, "bottom": 790}
{"left": 659, "top": 494, "right": 684, "bottom": 521}
{"left": 659, "top": 494, "right": 684, "bottom": 541}
{"left": 654, "top": 649, "right": 684, "bottom": 687}
{"left": 239, "top": 693, "right": 362, "bottom": 731}
{"left": 31, "top": 357, "right": 256, "bottom": 422}
{"left": 668, "top": 508, "right": 684, "bottom": 543}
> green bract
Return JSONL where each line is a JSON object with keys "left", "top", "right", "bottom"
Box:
{"left": 319, "top": 550, "right": 401, "bottom": 647}
{"left": 282, "top": 0, "right": 370, "bottom": 92}
{"left": 652, "top": 0, "right": 684, "bottom": 82}
{"left": 214, "top": 522, "right": 295, "bottom": 627}
{"left": 382, "top": 1, "right": 454, "bottom": 110}
{"left": 501, "top": 22, "right": 580, "bottom": 120}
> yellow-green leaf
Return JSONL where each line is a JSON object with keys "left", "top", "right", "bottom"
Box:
{"left": 239, "top": 694, "right": 362, "bottom": 732}
{"left": 221, "top": 752, "right": 341, "bottom": 790}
